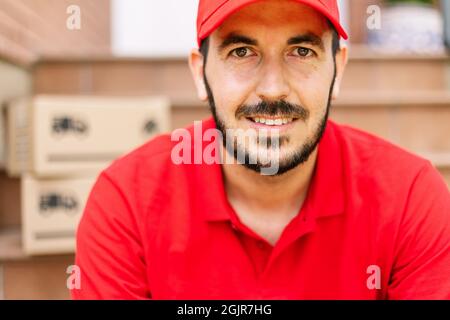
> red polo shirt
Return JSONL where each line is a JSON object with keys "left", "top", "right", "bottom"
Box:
{"left": 72, "top": 117, "right": 450, "bottom": 300}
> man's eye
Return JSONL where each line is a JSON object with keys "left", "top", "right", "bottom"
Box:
{"left": 231, "top": 47, "right": 252, "bottom": 58}
{"left": 294, "top": 47, "right": 314, "bottom": 58}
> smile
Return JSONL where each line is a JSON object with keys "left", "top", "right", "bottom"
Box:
{"left": 246, "top": 116, "right": 298, "bottom": 126}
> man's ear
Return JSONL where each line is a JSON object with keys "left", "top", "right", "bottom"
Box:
{"left": 188, "top": 48, "right": 208, "bottom": 101}
{"left": 331, "top": 45, "right": 348, "bottom": 100}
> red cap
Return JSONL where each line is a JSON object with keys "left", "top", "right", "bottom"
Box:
{"left": 196, "top": 0, "right": 348, "bottom": 47}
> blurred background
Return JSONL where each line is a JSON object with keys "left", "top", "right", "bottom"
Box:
{"left": 0, "top": 0, "right": 449, "bottom": 299}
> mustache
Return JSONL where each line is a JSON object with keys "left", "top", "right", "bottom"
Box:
{"left": 235, "top": 100, "right": 310, "bottom": 121}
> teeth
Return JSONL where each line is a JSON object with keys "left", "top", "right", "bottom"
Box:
{"left": 252, "top": 117, "right": 294, "bottom": 126}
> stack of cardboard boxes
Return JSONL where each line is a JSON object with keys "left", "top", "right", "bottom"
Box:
{"left": 4, "top": 95, "right": 170, "bottom": 255}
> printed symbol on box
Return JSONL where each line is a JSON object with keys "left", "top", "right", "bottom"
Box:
{"left": 52, "top": 116, "right": 88, "bottom": 136}
{"left": 143, "top": 119, "right": 159, "bottom": 135}
{"left": 39, "top": 193, "right": 79, "bottom": 216}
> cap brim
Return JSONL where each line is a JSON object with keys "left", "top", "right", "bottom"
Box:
{"left": 198, "top": 0, "right": 348, "bottom": 47}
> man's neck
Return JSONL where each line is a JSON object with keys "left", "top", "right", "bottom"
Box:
{"left": 221, "top": 147, "right": 318, "bottom": 244}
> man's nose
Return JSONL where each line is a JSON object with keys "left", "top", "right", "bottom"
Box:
{"left": 255, "top": 58, "right": 291, "bottom": 101}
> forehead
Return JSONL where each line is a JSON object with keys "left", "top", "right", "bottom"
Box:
{"left": 215, "top": 0, "right": 330, "bottom": 41}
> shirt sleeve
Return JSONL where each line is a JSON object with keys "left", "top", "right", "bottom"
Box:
{"left": 387, "top": 161, "right": 450, "bottom": 300}
{"left": 71, "top": 171, "right": 151, "bottom": 300}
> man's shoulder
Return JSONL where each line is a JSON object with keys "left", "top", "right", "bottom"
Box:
{"left": 330, "top": 120, "right": 449, "bottom": 209}
{"left": 101, "top": 118, "right": 214, "bottom": 186}
{"left": 330, "top": 120, "right": 449, "bottom": 224}
{"left": 330, "top": 120, "right": 430, "bottom": 173}
{"left": 105, "top": 132, "right": 175, "bottom": 178}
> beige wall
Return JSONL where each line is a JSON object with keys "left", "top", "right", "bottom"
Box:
{"left": 0, "top": 0, "right": 111, "bottom": 65}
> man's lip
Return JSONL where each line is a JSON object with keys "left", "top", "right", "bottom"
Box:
{"left": 243, "top": 117, "right": 298, "bottom": 131}
{"left": 242, "top": 115, "right": 299, "bottom": 120}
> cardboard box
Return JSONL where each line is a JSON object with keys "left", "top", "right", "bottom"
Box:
{"left": 21, "top": 174, "right": 96, "bottom": 255}
{"left": 6, "top": 95, "right": 170, "bottom": 177}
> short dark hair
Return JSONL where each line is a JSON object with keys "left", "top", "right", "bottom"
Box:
{"left": 200, "top": 21, "right": 341, "bottom": 65}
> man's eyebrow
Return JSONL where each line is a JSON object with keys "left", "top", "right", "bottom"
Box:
{"left": 218, "top": 33, "right": 258, "bottom": 51}
{"left": 287, "top": 33, "right": 325, "bottom": 51}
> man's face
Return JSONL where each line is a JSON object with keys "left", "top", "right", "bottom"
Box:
{"left": 190, "top": 0, "right": 347, "bottom": 175}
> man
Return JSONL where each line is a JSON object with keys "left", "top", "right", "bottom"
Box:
{"left": 72, "top": 0, "right": 450, "bottom": 299}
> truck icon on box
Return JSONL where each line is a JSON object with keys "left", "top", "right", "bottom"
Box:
{"left": 52, "top": 116, "right": 88, "bottom": 135}
{"left": 39, "top": 193, "right": 79, "bottom": 216}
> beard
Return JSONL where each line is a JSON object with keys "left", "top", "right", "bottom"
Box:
{"left": 204, "top": 64, "right": 336, "bottom": 176}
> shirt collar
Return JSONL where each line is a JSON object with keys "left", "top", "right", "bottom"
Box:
{"left": 194, "top": 117, "right": 345, "bottom": 222}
